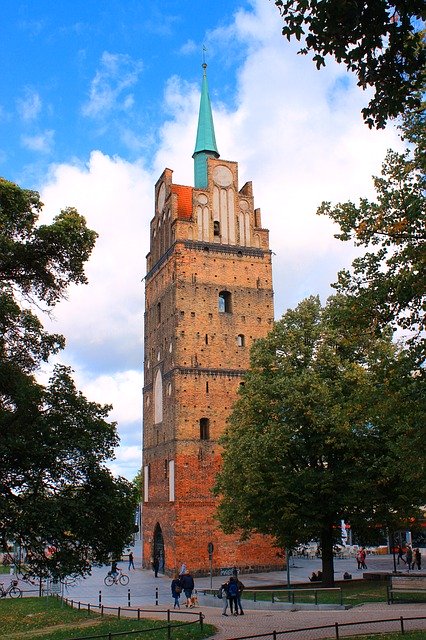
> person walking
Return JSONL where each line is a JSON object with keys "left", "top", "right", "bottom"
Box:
{"left": 128, "top": 552, "right": 135, "bottom": 571}
{"left": 152, "top": 557, "right": 159, "bottom": 577}
{"left": 227, "top": 576, "right": 239, "bottom": 615}
{"left": 179, "top": 562, "right": 187, "bottom": 576}
{"left": 405, "top": 546, "right": 413, "bottom": 571}
{"left": 180, "top": 570, "right": 195, "bottom": 607}
{"left": 397, "top": 544, "right": 406, "bottom": 565}
{"left": 218, "top": 579, "right": 230, "bottom": 616}
{"left": 171, "top": 574, "right": 182, "bottom": 608}
{"left": 236, "top": 577, "right": 245, "bottom": 615}
{"left": 413, "top": 548, "right": 422, "bottom": 570}
{"left": 360, "top": 547, "right": 367, "bottom": 570}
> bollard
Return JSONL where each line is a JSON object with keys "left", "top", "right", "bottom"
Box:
{"left": 335, "top": 622, "right": 339, "bottom": 639}
{"left": 99, "top": 590, "right": 102, "bottom": 607}
{"left": 118, "top": 606, "right": 121, "bottom": 620}
{"left": 400, "top": 616, "right": 404, "bottom": 634}
{"left": 155, "top": 586, "right": 159, "bottom": 605}
{"left": 137, "top": 608, "right": 140, "bottom": 620}
{"left": 101, "top": 605, "right": 104, "bottom": 617}
{"left": 87, "top": 603, "right": 91, "bottom": 617}
{"left": 128, "top": 588, "right": 131, "bottom": 607}
{"left": 199, "top": 612, "right": 204, "bottom": 631}
{"left": 167, "top": 609, "right": 170, "bottom": 623}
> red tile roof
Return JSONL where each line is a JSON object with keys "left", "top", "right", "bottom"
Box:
{"left": 172, "top": 184, "right": 193, "bottom": 220}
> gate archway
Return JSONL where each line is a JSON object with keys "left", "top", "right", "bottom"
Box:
{"left": 153, "top": 523, "right": 165, "bottom": 574}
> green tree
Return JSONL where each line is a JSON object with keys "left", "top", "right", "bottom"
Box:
{"left": 214, "top": 296, "right": 424, "bottom": 586}
{"left": 274, "top": 0, "right": 425, "bottom": 128}
{"left": 0, "top": 178, "right": 137, "bottom": 578}
{"left": 318, "top": 107, "right": 425, "bottom": 366}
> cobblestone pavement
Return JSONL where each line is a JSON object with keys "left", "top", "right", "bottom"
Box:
{"left": 12, "top": 549, "right": 426, "bottom": 639}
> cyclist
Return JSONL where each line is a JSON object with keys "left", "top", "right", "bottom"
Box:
{"left": 110, "top": 560, "right": 119, "bottom": 579}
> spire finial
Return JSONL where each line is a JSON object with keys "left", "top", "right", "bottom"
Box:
{"left": 202, "top": 45, "right": 207, "bottom": 76}
{"left": 192, "top": 56, "right": 219, "bottom": 188}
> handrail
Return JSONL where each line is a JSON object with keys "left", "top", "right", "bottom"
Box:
{"left": 203, "top": 586, "right": 343, "bottom": 606}
{"left": 59, "top": 597, "right": 205, "bottom": 640}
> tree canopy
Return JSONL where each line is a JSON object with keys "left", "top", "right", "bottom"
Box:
{"left": 0, "top": 178, "right": 137, "bottom": 578}
{"left": 214, "top": 296, "right": 425, "bottom": 586}
{"left": 318, "top": 107, "right": 425, "bottom": 366}
{"left": 274, "top": 0, "right": 425, "bottom": 128}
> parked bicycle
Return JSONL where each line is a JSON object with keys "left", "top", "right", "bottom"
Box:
{"left": 0, "top": 579, "right": 22, "bottom": 598}
{"left": 104, "top": 569, "right": 129, "bottom": 586}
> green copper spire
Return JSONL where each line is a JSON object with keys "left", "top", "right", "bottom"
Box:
{"left": 193, "top": 63, "right": 219, "bottom": 188}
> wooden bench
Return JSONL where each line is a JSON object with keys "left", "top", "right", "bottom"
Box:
{"left": 387, "top": 575, "right": 426, "bottom": 604}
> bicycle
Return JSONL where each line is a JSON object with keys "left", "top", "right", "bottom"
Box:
{"left": 0, "top": 579, "right": 22, "bottom": 598}
{"left": 104, "top": 569, "right": 129, "bottom": 586}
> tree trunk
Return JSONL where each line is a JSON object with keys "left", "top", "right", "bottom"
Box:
{"left": 320, "top": 526, "right": 335, "bottom": 587}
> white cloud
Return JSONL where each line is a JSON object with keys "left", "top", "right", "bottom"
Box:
{"left": 179, "top": 39, "right": 197, "bottom": 55}
{"left": 82, "top": 52, "right": 144, "bottom": 118}
{"left": 21, "top": 129, "right": 54, "bottom": 153}
{"left": 40, "top": 151, "right": 151, "bottom": 374}
{"left": 17, "top": 88, "right": 42, "bottom": 121}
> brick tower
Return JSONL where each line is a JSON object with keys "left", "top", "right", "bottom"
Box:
{"left": 142, "top": 64, "right": 280, "bottom": 575}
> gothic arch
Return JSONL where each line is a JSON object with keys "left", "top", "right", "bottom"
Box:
{"left": 153, "top": 522, "right": 165, "bottom": 574}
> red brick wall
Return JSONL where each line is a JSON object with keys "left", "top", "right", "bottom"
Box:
{"left": 143, "top": 160, "right": 282, "bottom": 575}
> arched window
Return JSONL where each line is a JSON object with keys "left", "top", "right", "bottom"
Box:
{"left": 219, "top": 291, "right": 231, "bottom": 313}
{"left": 200, "top": 418, "right": 210, "bottom": 441}
{"left": 213, "top": 220, "right": 220, "bottom": 236}
{"left": 237, "top": 334, "right": 245, "bottom": 347}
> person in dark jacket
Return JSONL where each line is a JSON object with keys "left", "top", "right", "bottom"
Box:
{"left": 171, "top": 574, "right": 182, "bottom": 608}
{"left": 413, "top": 548, "right": 422, "bottom": 570}
{"left": 236, "top": 578, "right": 245, "bottom": 615}
{"left": 180, "top": 571, "right": 195, "bottom": 607}
{"left": 227, "top": 576, "right": 239, "bottom": 615}
{"left": 152, "top": 557, "right": 160, "bottom": 577}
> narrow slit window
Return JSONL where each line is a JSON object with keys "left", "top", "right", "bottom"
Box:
{"left": 213, "top": 220, "right": 220, "bottom": 236}
{"left": 200, "top": 418, "right": 210, "bottom": 441}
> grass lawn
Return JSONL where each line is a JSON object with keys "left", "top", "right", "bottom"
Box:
{"left": 240, "top": 580, "right": 426, "bottom": 606}
{"left": 0, "top": 565, "right": 12, "bottom": 575}
{"left": 0, "top": 597, "right": 216, "bottom": 640}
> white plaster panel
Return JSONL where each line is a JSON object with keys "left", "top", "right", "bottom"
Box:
{"left": 220, "top": 188, "right": 228, "bottom": 243}
{"left": 228, "top": 189, "right": 235, "bottom": 244}
{"left": 169, "top": 460, "right": 175, "bottom": 502}
{"left": 239, "top": 212, "right": 245, "bottom": 246}
{"left": 203, "top": 206, "right": 209, "bottom": 241}
{"left": 213, "top": 186, "right": 220, "bottom": 221}
{"left": 245, "top": 212, "right": 251, "bottom": 245}
{"left": 154, "top": 368, "right": 163, "bottom": 424}
{"left": 197, "top": 205, "right": 203, "bottom": 241}
{"left": 144, "top": 465, "right": 149, "bottom": 502}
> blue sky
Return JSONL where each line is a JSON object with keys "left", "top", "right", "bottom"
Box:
{"left": 1, "top": 1, "right": 400, "bottom": 480}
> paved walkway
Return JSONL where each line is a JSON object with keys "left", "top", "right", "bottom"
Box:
{"left": 40, "top": 551, "right": 426, "bottom": 639}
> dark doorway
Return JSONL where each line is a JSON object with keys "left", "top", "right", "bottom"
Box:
{"left": 153, "top": 523, "right": 165, "bottom": 574}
